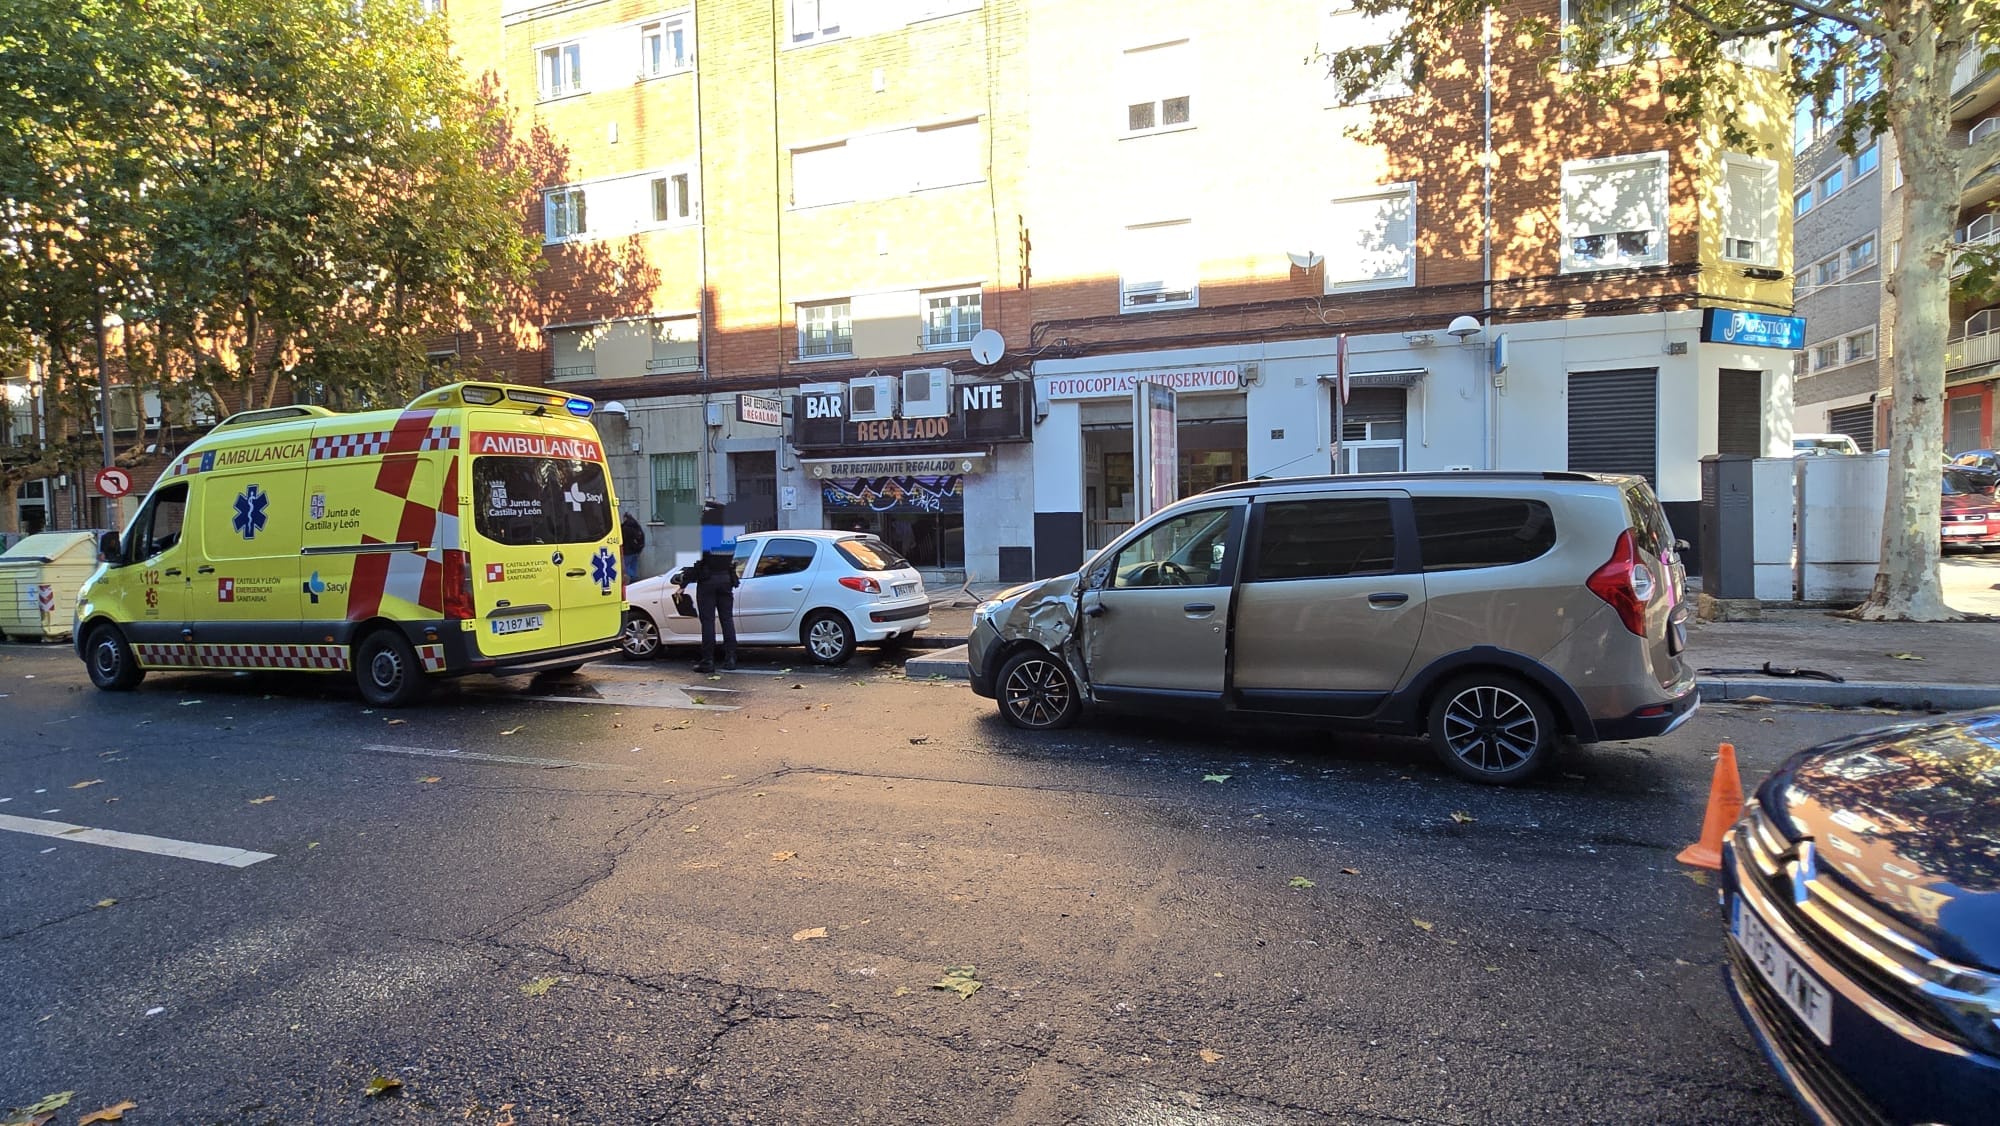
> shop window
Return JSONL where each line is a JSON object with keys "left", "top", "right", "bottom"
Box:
{"left": 1561, "top": 152, "right": 1668, "bottom": 273}
{"left": 822, "top": 475, "right": 964, "bottom": 569}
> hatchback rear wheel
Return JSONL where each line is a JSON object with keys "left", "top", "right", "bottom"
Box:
{"left": 621, "top": 609, "right": 661, "bottom": 659}
{"left": 802, "top": 611, "right": 855, "bottom": 665}
{"left": 996, "top": 648, "right": 1081, "bottom": 730}
{"left": 1426, "top": 672, "right": 1557, "bottom": 784}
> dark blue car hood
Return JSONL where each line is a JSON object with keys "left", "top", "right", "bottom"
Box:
{"left": 1763, "top": 710, "right": 2000, "bottom": 971}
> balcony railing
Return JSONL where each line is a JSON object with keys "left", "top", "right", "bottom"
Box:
{"left": 645, "top": 355, "right": 701, "bottom": 373}
{"left": 551, "top": 364, "right": 596, "bottom": 380}
{"left": 1946, "top": 329, "right": 2000, "bottom": 374}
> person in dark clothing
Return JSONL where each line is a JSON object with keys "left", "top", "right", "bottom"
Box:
{"left": 620, "top": 512, "right": 646, "bottom": 580}
{"left": 678, "top": 500, "right": 738, "bottom": 672}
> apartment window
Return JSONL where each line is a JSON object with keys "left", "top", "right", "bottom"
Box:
{"left": 789, "top": 0, "right": 842, "bottom": 45}
{"left": 1818, "top": 166, "right": 1845, "bottom": 199}
{"left": 1890, "top": 239, "right": 1901, "bottom": 269}
{"left": 1123, "top": 40, "right": 1192, "bottom": 135}
{"left": 1324, "top": 184, "right": 1416, "bottom": 291}
{"left": 922, "top": 289, "right": 983, "bottom": 348}
{"left": 651, "top": 173, "right": 692, "bottom": 223}
{"left": 548, "top": 326, "right": 595, "bottom": 380}
{"left": 797, "top": 301, "right": 853, "bottom": 359}
{"left": 1322, "top": 2, "right": 1410, "bottom": 103}
{"left": 1812, "top": 341, "right": 1840, "bottom": 370}
{"left": 1853, "top": 141, "right": 1880, "bottom": 178}
{"left": 1794, "top": 186, "right": 1813, "bottom": 217}
{"left": 1720, "top": 153, "right": 1779, "bottom": 265}
{"left": 538, "top": 41, "right": 583, "bottom": 99}
{"left": 791, "top": 142, "right": 851, "bottom": 207}
{"left": 1812, "top": 256, "right": 1840, "bottom": 288}
{"left": 1846, "top": 234, "right": 1877, "bottom": 272}
{"left": 2, "top": 377, "right": 34, "bottom": 446}
{"left": 1121, "top": 221, "right": 1198, "bottom": 311}
{"left": 909, "top": 119, "right": 983, "bottom": 191}
{"left": 1894, "top": 160, "right": 1904, "bottom": 189}
{"left": 652, "top": 452, "right": 697, "bottom": 524}
{"left": 1792, "top": 100, "right": 1815, "bottom": 154}
{"left": 1844, "top": 329, "right": 1876, "bottom": 362}
{"left": 640, "top": 16, "right": 690, "bottom": 77}
{"left": 1561, "top": 152, "right": 1668, "bottom": 273}
{"left": 543, "top": 186, "right": 587, "bottom": 241}
{"left": 650, "top": 315, "right": 700, "bottom": 373}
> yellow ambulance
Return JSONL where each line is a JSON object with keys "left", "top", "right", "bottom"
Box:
{"left": 74, "top": 382, "right": 627, "bottom": 705}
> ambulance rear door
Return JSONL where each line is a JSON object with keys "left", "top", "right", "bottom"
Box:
{"left": 464, "top": 417, "right": 621, "bottom": 654}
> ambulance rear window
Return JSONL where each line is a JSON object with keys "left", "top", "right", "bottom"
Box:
{"left": 473, "top": 458, "right": 613, "bottom": 546}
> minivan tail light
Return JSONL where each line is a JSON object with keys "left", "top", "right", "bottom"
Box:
{"left": 442, "top": 549, "right": 475, "bottom": 621}
{"left": 1586, "top": 530, "right": 1656, "bottom": 636}
{"left": 838, "top": 575, "right": 881, "bottom": 594}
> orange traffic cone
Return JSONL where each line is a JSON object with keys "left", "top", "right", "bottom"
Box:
{"left": 1676, "top": 743, "right": 1744, "bottom": 870}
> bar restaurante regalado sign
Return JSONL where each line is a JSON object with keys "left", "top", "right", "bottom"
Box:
{"left": 790, "top": 379, "right": 1031, "bottom": 450}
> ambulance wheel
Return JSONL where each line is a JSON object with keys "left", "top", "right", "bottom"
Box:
{"left": 356, "top": 630, "right": 429, "bottom": 708}
{"left": 802, "top": 611, "right": 855, "bottom": 665}
{"left": 85, "top": 625, "right": 146, "bottom": 691}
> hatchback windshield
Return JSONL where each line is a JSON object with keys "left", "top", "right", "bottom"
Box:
{"left": 835, "top": 537, "right": 909, "bottom": 571}
{"left": 473, "top": 457, "right": 613, "bottom": 545}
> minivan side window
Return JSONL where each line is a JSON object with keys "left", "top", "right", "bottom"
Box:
{"left": 1109, "top": 508, "right": 1233, "bottom": 588}
{"left": 1250, "top": 499, "right": 1395, "bottom": 581}
{"left": 753, "top": 538, "right": 817, "bottom": 578}
{"left": 1413, "top": 497, "right": 1557, "bottom": 572}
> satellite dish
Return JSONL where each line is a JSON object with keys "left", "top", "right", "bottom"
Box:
{"left": 969, "top": 329, "right": 1006, "bottom": 366}
{"left": 1287, "top": 250, "right": 1324, "bottom": 270}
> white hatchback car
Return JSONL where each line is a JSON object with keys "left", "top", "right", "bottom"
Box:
{"left": 620, "top": 530, "right": 931, "bottom": 664}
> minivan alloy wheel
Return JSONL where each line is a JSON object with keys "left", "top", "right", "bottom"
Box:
{"left": 999, "top": 652, "right": 1077, "bottom": 729}
{"left": 1440, "top": 685, "right": 1540, "bottom": 774}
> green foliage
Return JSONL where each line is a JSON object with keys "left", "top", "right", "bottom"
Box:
{"left": 0, "top": 0, "right": 538, "bottom": 418}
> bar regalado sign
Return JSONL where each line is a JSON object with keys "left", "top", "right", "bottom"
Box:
{"left": 790, "top": 379, "right": 1030, "bottom": 450}
{"left": 1040, "top": 364, "right": 1241, "bottom": 400}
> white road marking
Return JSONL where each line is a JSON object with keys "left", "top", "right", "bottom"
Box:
{"left": 0, "top": 813, "right": 275, "bottom": 868}
{"left": 361, "top": 744, "right": 624, "bottom": 772}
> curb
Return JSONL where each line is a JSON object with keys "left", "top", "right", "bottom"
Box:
{"left": 902, "top": 645, "right": 2000, "bottom": 712}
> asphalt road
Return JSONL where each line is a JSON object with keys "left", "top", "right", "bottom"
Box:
{"left": 0, "top": 640, "right": 1907, "bottom": 1124}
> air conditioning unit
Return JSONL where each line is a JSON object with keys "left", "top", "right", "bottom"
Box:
{"left": 900, "top": 368, "right": 950, "bottom": 419}
{"left": 850, "top": 375, "right": 896, "bottom": 422}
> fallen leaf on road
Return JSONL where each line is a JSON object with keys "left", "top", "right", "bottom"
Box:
{"left": 1888, "top": 652, "right": 1925, "bottom": 661}
{"left": 893, "top": 986, "right": 910, "bottom": 997}
{"left": 909, "top": 736, "right": 930, "bottom": 745}
{"left": 1340, "top": 867, "right": 1361, "bottom": 876}
{"left": 499, "top": 726, "right": 524, "bottom": 736}
{"left": 307, "top": 842, "right": 319, "bottom": 849}
{"left": 1202, "top": 773, "right": 1231, "bottom": 784}
{"left": 418, "top": 776, "right": 441, "bottom": 784}
{"left": 362, "top": 1076, "right": 403, "bottom": 1097}
{"left": 1485, "top": 965, "right": 1501, "bottom": 973}
{"left": 177, "top": 700, "right": 201, "bottom": 706}
{"left": 78, "top": 1101, "right": 138, "bottom": 1124}
{"left": 1759, "top": 717, "right": 1775, "bottom": 723}
{"left": 95, "top": 899, "right": 116, "bottom": 909}
{"left": 1449, "top": 810, "right": 1476, "bottom": 824}
{"left": 771, "top": 851, "right": 797, "bottom": 862}
{"left": 1288, "top": 876, "right": 1315, "bottom": 889}
{"left": 1, "top": 1091, "right": 72, "bottom": 1126}
{"left": 519, "top": 977, "right": 560, "bottom": 997}
{"left": 793, "top": 927, "right": 829, "bottom": 942}
{"left": 707, "top": 675, "right": 722, "bottom": 681}
{"left": 932, "top": 965, "right": 982, "bottom": 999}
{"left": 1199, "top": 1049, "right": 1223, "bottom": 1064}
{"left": 248, "top": 795, "right": 276, "bottom": 805}
{"left": 690, "top": 696, "right": 706, "bottom": 705}
{"left": 385, "top": 718, "right": 406, "bottom": 726}
{"left": 720, "top": 774, "right": 736, "bottom": 780}
{"left": 1684, "top": 869, "right": 1712, "bottom": 886}
{"left": 684, "top": 825, "right": 700, "bottom": 833}
{"left": 69, "top": 780, "right": 103, "bottom": 790}
{"left": 1412, "top": 918, "right": 1435, "bottom": 932}
{"left": 790, "top": 683, "right": 804, "bottom": 690}
{"left": 672, "top": 720, "right": 692, "bottom": 730}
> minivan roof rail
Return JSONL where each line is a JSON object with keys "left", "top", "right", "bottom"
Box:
{"left": 1204, "top": 471, "right": 1608, "bottom": 495}
{"left": 211, "top": 405, "right": 337, "bottom": 432}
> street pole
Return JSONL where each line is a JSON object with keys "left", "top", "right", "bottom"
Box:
{"left": 94, "top": 316, "right": 120, "bottom": 532}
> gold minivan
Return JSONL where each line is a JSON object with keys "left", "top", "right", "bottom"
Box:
{"left": 966, "top": 472, "right": 1696, "bottom": 784}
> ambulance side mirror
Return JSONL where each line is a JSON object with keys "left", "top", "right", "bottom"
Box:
{"left": 99, "top": 531, "right": 124, "bottom": 566}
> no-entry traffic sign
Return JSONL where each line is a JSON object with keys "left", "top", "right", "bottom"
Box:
{"left": 94, "top": 466, "right": 133, "bottom": 498}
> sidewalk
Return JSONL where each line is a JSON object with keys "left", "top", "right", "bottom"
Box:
{"left": 913, "top": 587, "right": 2000, "bottom": 710}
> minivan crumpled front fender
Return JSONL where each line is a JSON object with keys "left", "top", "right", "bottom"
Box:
{"left": 987, "top": 574, "right": 1092, "bottom": 698}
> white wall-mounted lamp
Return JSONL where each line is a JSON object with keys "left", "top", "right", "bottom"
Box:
{"left": 1446, "top": 315, "right": 1483, "bottom": 340}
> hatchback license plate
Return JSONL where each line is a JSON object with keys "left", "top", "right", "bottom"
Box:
{"left": 1733, "top": 897, "right": 1833, "bottom": 1044}
{"left": 893, "top": 582, "right": 917, "bottom": 596}
{"left": 490, "top": 614, "right": 544, "bottom": 636}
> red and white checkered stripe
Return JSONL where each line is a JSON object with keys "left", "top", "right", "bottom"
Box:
{"left": 417, "top": 643, "right": 447, "bottom": 672}
{"left": 311, "top": 425, "right": 459, "bottom": 461}
{"left": 133, "top": 643, "right": 350, "bottom": 670}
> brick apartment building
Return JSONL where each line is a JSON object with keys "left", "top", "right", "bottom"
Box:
{"left": 8, "top": 0, "right": 1801, "bottom": 582}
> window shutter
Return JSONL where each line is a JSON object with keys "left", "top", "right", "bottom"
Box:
{"left": 1326, "top": 188, "right": 1414, "bottom": 287}
{"left": 792, "top": 143, "right": 849, "bottom": 206}
{"left": 1566, "top": 159, "right": 1662, "bottom": 237}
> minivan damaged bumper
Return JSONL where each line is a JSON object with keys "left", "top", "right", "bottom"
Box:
{"left": 1591, "top": 684, "right": 1700, "bottom": 741}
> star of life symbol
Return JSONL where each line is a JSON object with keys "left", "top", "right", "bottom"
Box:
{"left": 232, "top": 484, "right": 269, "bottom": 540}
{"left": 564, "top": 482, "right": 589, "bottom": 512}
{"left": 590, "top": 546, "right": 617, "bottom": 591}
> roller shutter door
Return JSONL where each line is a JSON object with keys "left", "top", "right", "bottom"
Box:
{"left": 1717, "top": 369, "right": 1762, "bottom": 455}
{"left": 1568, "top": 368, "right": 1658, "bottom": 484}
{"left": 1827, "top": 403, "right": 1874, "bottom": 452}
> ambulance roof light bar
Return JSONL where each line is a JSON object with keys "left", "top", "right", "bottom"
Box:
{"left": 416, "top": 383, "right": 595, "bottom": 417}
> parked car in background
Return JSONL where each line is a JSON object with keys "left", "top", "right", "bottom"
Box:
{"left": 620, "top": 531, "right": 929, "bottom": 665}
{"left": 1940, "top": 469, "right": 2000, "bottom": 551}
{"left": 966, "top": 472, "right": 1696, "bottom": 784}
{"left": 1721, "top": 711, "right": 2000, "bottom": 1125}
{"left": 1949, "top": 449, "right": 2000, "bottom": 489}
{"left": 1793, "top": 433, "right": 1864, "bottom": 457}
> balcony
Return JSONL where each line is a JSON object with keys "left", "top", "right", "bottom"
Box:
{"left": 1951, "top": 213, "right": 1999, "bottom": 278}
{"left": 1946, "top": 328, "right": 2000, "bottom": 375}
{"left": 645, "top": 355, "right": 701, "bottom": 374}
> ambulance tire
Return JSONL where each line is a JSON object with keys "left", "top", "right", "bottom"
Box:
{"left": 85, "top": 624, "right": 146, "bottom": 691}
{"left": 356, "top": 629, "right": 430, "bottom": 708}
{"left": 802, "top": 611, "right": 855, "bottom": 665}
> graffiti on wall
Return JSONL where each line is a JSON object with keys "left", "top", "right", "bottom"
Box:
{"left": 822, "top": 475, "right": 964, "bottom": 514}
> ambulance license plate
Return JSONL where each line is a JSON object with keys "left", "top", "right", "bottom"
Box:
{"left": 491, "top": 614, "right": 544, "bottom": 636}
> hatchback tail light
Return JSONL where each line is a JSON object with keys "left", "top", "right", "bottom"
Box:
{"left": 1586, "top": 530, "right": 1657, "bottom": 636}
{"left": 442, "top": 549, "right": 475, "bottom": 621}
{"left": 838, "top": 575, "right": 881, "bottom": 594}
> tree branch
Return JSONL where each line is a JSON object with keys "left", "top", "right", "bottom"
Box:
{"left": 1960, "top": 129, "right": 2000, "bottom": 193}
{"left": 1668, "top": 0, "right": 1811, "bottom": 41}
{"left": 1758, "top": 0, "right": 1889, "bottom": 39}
